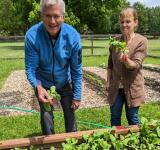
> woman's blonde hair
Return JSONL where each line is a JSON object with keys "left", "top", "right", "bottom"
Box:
{"left": 119, "top": 8, "right": 138, "bottom": 21}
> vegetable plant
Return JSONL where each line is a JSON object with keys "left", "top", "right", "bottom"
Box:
{"left": 62, "top": 117, "right": 160, "bottom": 149}
{"left": 109, "top": 37, "right": 128, "bottom": 54}
{"left": 109, "top": 37, "right": 129, "bottom": 61}
{"left": 43, "top": 86, "right": 61, "bottom": 111}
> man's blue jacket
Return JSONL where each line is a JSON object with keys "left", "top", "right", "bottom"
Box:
{"left": 25, "top": 22, "right": 82, "bottom": 100}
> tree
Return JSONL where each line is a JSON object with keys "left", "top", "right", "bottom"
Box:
{"left": 133, "top": 2, "right": 148, "bottom": 33}
{"left": 68, "top": 0, "right": 129, "bottom": 33}
{"left": 148, "top": 7, "right": 160, "bottom": 35}
{"left": 0, "top": 0, "right": 19, "bottom": 35}
{"left": 28, "top": 0, "right": 40, "bottom": 25}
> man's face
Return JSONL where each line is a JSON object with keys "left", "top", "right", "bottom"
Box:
{"left": 42, "top": 4, "right": 64, "bottom": 38}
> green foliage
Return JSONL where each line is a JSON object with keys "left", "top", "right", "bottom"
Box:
{"left": 0, "top": 0, "right": 19, "bottom": 35}
{"left": 86, "top": 73, "right": 104, "bottom": 88}
{"left": 133, "top": 2, "right": 149, "bottom": 33}
{"left": 109, "top": 37, "right": 128, "bottom": 54}
{"left": 28, "top": 1, "right": 40, "bottom": 25}
{"left": 68, "top": 0, "right": 128, "bottom": 33}
{"left": 65, "top": 10, "right": 80, "bottom": 27}
{"left": 43, "top": 86, "right": 61, "bottom": 111}
{"left": 148, "top": 7, "right": 160, "bottom": 35}
{"left": 62, "top": 138, "right": 78, "bottom": 150}
{"left": 62, "top": 118, "right": 160, "bottom": 149}
{"left": 0, "top": 0, "right": 160, "bottom": 34}
{"left": 47, "top": 86, "right": 61, "bottom": 101}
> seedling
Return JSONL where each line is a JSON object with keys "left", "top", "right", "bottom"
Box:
{"left": 43, "top": 86, "right": 61, "bottom": 111}
{"left": 109, "top": 37, "right": 128, "bottom": 54}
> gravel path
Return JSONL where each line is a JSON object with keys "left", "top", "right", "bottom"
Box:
{"left": 0, "top": 65, "right": 159, "bottom": 116}
{"left": 0, "top": 70, "right": 107, "bottom": 116}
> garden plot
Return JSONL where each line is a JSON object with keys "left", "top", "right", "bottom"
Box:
{"left": 0, "top": 65, "right": 159, "bottom": 116}
{"left": 83, "top": 65, "right": 160, "bottom": 103}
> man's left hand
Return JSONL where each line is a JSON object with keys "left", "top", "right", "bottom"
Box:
{"left": 71, "top": 100, "right": 81, "bottom": 111}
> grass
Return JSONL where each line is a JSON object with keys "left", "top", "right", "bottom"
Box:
{"left": 0, "top": 59, "right": 24, "bottom": 88}
{"left": 0, "top": 42, "right": 24, "bottom": 59}
{"left": 148, "top": 39, "right": 160, "bottom": 56}
{"left": 0, "top": 102, "right": 160, "bottom": 140}
{"left": 0, "top": 39, "right": 157, "bottom": 59}
{"left": 82, "top": 39, "right": 160, "bottom": 56}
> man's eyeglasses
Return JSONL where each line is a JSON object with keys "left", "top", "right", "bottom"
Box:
{"left": 43, "top": 14, "right": 63, "bottom": 20}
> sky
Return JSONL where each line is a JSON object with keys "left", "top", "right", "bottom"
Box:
{"left": 127, "top": 0, "right": 160, "bottom": 7}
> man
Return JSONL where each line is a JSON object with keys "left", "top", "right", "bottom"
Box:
{"left": 25, "top": 0, "right": 82, "bottom": 135}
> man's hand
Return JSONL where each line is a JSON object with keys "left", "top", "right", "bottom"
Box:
{"left": 71, "top": 100, "right": 81, "bottom": 111}
{"left": 37, "top": 85, "right": 55, "bottom": 106}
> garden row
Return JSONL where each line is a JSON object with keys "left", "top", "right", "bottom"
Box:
{"left": 83, "top": 66, "right": 160, "bottom": 102}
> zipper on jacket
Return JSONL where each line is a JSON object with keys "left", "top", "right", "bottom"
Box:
{"left": 48, "top": 30, "right": 60, "bottom": 84}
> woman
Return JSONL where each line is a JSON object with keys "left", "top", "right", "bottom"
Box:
{"left": 106, "top": 8, "right": 148, "bottom": 126}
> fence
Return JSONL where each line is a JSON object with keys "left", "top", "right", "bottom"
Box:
{"left": 0, "top": 34, "right": 160, "bottom": 56}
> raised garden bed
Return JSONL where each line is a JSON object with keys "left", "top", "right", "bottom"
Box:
{"left": 1, "top": 117, "right": 160, "bottom": 150}
{"left": 0, "top": 125, "right": 139, "bottom": 149}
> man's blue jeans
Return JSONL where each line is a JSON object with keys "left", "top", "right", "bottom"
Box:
{"left": 36, "top": 83, "right": 77, "bottom": 135}
{"left": 110, "top": 89, "right": 139, "bottom": 126}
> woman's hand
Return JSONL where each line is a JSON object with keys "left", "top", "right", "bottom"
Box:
{"left": 120, "top": 53, "right": 137, "bottom": 69}
{"left": 120, "top": 53, "right": 128, "bottom": 62}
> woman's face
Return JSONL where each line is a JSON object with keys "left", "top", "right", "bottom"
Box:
{"left": 42, "top": 4, "right": 64, "bottom": 38}
{"left": 120, "top": 12, "right": 138, "bottom": 36}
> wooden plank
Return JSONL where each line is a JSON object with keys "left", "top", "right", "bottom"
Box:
{"left": 0, "top": 125, "right": 139, "bottom": 149}
{"left": 115, "top": 125, "right": 140, "bottom": 134}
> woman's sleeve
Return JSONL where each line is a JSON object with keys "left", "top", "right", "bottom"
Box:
{"left": 131, "top": 37, "right": 148, "bottom": 69}
{"left": 107, "top": 46, "right": 113, "bottom": 70}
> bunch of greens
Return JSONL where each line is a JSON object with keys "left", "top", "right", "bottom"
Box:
{"left": 62, "top": 117, "right": 160, "bottom": 150}
{"left": 47, "top": 86, "right": 61, "bottom": 101}
{"left": 109, "top": 37, "right": 128, "bottom": 54}
{"left": 44, "top": 86, "right": 61, "bottom": 111}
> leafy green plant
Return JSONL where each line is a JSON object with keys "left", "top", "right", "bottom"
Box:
{"left": 109, "top": 37, "right": 128, "bottom": 54}
{"left": 62, "top": 117, "right": 160, "bottom": 150}
{"left": 86, "top": 73, "right": 104, "bottom": 88}
{"left": 62, "top": 138, "right": 78, "bottom": 150}
{"left": 43, "top": 86, "right": 61, "bottom": 111}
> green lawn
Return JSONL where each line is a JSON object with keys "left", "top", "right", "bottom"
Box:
{"left": 82, "top": 38, "right": 160, "bottom": 56}
{"left": 148, "top": 39, "right": 160, "bottom": 56}
{"left": 0, "top": 102, "right": 160, "bottom": 140}
{"left": 0, "top": 42, "right": 24, "bottom": 59}
{"left": 0, "top": 38, "right": 159, "bottom": 59}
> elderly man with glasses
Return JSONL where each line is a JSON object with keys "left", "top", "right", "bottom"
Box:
{"left": 24, "top": 0, "right": 82, "bottom": 135}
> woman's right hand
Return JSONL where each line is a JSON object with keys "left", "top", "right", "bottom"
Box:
{"left": 119, "top": 53, "right": 128, "bottom": 62}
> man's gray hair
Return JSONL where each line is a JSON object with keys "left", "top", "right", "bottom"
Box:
{"left": 40, "top": 0, "right": 65, "bottom": 14}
